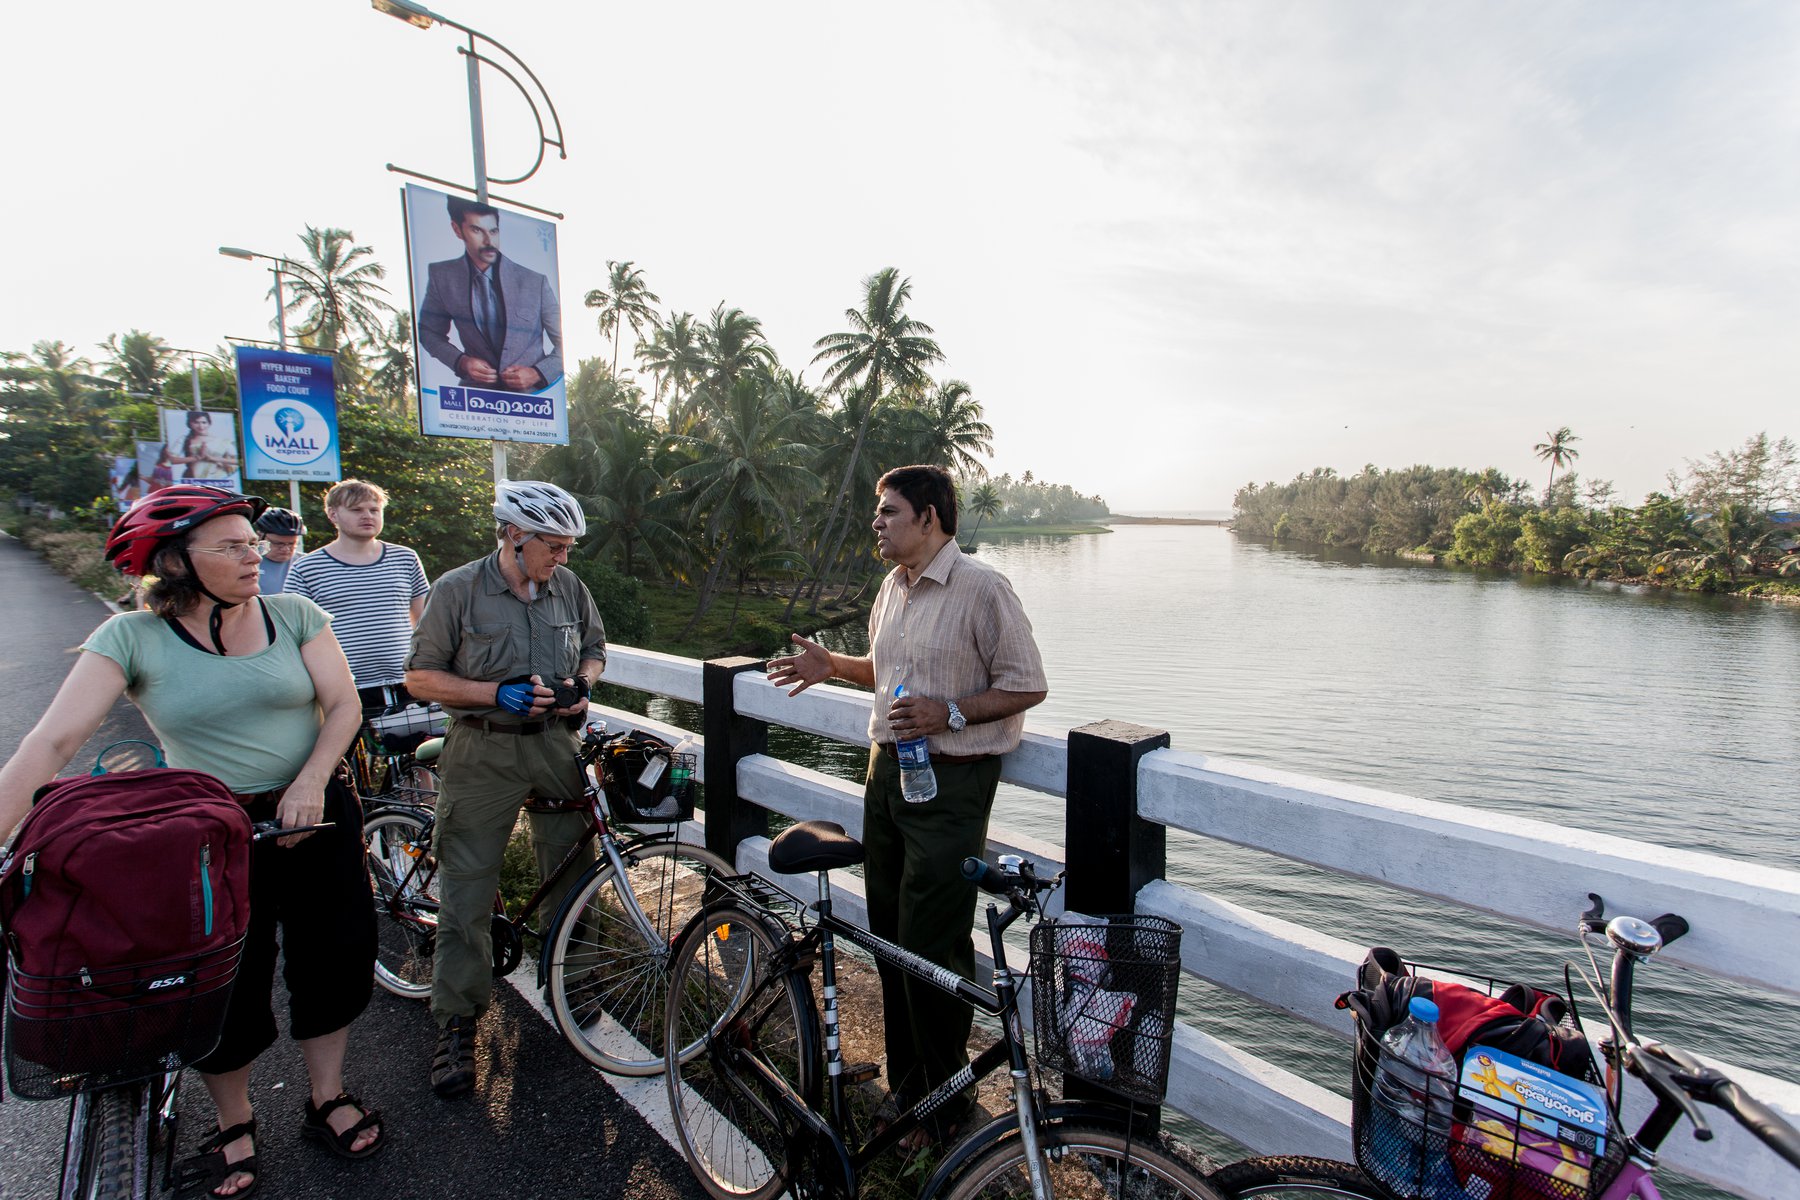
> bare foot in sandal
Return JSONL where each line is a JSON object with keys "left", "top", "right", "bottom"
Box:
{"left": 302, "top": 1091, "right": 386, "bottom": 1158}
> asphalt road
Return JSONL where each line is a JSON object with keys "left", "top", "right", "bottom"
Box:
{"left": 0, "top": 535, "right": 705, "bottom": 1200}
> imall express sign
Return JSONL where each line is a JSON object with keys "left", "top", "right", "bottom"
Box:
{"left": 234, "top": 347, "right": 342, "bottom": 482}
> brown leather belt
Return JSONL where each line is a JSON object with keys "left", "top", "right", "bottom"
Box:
{"left": 459, "top": 715, "right": 581, "bottom": 735}
{"left": 234, "top": 786, "right": 288, "bottom": 807}
{"left": 878, "top": 743, "right": 994, "bottom": 767}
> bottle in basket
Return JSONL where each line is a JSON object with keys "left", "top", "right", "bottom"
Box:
{"left": 1373, "top": 997, "right": 1461, "bottom": 1196}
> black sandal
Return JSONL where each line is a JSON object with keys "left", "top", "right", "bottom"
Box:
{"left": 175, "top": 1118, "right": 259, "bottom": 1197}
{"left": 301, "top": 1091, "right": 387, "bottom": 1160}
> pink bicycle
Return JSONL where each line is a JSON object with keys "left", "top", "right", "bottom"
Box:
{"left": 1205, "top": 894, "right": 1800, "bottom": 1200}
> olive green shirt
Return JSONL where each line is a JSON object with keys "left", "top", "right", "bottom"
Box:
{"left": 405, "top": 550, "right": 607, "bottom": 721}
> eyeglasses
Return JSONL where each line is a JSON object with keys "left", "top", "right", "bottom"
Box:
{"left": 536, "top": 539, "right": 578, "bottom": 559}
{"left": 189, "top": 540, "right": 269, "bottom": 562}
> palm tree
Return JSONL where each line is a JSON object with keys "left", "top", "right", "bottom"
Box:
{"left": 909, "top": 379, "right": 992, "bottom": 474}
{"left": 280, "top": 226, "right": 393, "bottom": 349}
{"left": 367, "top": 312, "right": 415, "bottom": 412}
{"left": 1650, "top": 503, "right": 1778, "bottom": 583}
{"left": 100, "top": 330, "right": 172, "bottom": 396}
{"left": 635, "top": 311, "right": 705, "bottom": 427}
{"left": 1534, "top": 427, "right": 1581, "bottom": 497}
{"left": 584, "top": 261, "right": 661, "bottom": 377}
{"left": 805, "top": 269, "right": 943, "bottom": 609}
{"left": 1463, "top": 467, "right": 1508, "bottom": 510}
{"left": 677, "top": 304, "right": 775, "bottom": 435}
{"left": 966, "top": 481, "right": 1003, "bottom": 543}
{"left": 669, "top": 376, "right": 819, "bottom": 635}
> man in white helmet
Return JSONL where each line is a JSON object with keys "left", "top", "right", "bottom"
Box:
{"left": 403, "top": 480, "right": 606, "bottom": 1098}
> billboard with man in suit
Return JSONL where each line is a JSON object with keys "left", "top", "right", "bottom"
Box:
{"left": 402, "top": 182, "right": 568, "bottom": 445}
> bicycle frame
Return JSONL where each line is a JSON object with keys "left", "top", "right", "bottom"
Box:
{"left": 701, "top": 867, "right": 1056, "bottom": 1199}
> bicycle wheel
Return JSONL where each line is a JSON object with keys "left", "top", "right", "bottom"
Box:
{"left": 664, "top": 904, "right": 820, "bottom": 1200}
{"left": 546, "top": 838, "right": 734, "bottom": 1075}
{"left": 65, "top": 1084, "right": 146, "bottom": 1200}
{"left": 364, "top": 808, "right": 439, "bottom": 999}
{"left": 940, "top": 1122, "right": 1224, "bottom": 1200}
{"left": 1207, "top": 1156, "right": 1383, "bottom": 1198}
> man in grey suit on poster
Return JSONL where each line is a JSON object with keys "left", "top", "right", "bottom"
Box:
{"left": 417, "top": 196, "right": 564, "bottom": 393}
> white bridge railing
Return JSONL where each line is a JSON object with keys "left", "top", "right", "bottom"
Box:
{"left": 591, "top": 646, "right": 1800, "bottom": 1200}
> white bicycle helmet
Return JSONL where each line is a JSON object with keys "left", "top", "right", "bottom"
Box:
{"left": 494, "top": 480, "right": 587, "bottom": 538}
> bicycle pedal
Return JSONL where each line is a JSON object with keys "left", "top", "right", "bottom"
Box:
{"left": 841, "top": 1061, "right": 881, "bottom": 1085}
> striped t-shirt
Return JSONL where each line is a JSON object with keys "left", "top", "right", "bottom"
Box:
{"left": 284, "top": 543, "right": 429, "bottom": 688}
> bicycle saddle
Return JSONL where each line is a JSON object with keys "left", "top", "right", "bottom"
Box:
{"left": 415, "top": 737, "right": 445, "bottom": 764}
{"left": 768, "top": 820, "right": 866, "bottom": 874}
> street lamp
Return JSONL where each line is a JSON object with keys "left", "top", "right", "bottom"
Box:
{"left": 371, "top": 0, "right": 567, "bottom": 217}
{"left": 371, "top": 2, "right": 568, "bottom": 484}
{"left": 218, "top": 248, "right": 337, "bottom": 517}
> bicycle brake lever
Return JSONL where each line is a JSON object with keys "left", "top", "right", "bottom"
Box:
{"left": 1580, "top": 893, "right": 1607, "bottom": 934}
{"left": 1633, "top": 1041, "right": 1716, "bottom": 1141}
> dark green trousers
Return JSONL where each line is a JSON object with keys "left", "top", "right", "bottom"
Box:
{"left": 861, "top": 746, "right": 1003, "bottom": 1122}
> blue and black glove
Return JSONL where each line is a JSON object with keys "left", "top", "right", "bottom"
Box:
{"left": 495, "top": 677, "right": 541, "bottom": 715}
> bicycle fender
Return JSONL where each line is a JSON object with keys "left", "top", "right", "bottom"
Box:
{"left": 919, "top": 1100, "right": 1134, "bottom": 1198}
{"left": 535, "top": 857, "right": 616, "bottom": 989}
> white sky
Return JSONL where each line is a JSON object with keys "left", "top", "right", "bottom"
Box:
{"left": 5, "top": 0, "right": 1796, "bottom": 511}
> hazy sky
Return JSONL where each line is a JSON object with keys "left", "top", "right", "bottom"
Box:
{"left": 5, "top": 1, "right": 1796, "bottom": 511}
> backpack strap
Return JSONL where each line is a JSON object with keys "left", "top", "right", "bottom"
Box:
{"left": 90, "top": 741, "right": 167, "bottom": 775}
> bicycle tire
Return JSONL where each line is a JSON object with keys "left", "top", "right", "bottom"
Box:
{"left": 66, "top": 1084, "right": 145, "bottom": 1200}
{"left": 364, "top": 807, "right": 439, "bottom": 1000}
{"left": 664, "top": 904, "right": 821, "bottom": 1200}
{"left": 938, "top": 1122, "right": 1225, "bottom": 1200}
{"left": 1207, "top": 1156, "right": 1384, "bottom": 1199}
{"left": 544, "top": 838, "right": 733, "bottom": 1075}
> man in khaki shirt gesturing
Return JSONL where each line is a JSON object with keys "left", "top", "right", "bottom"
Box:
{"left": 404, "top": 480, "right": 605, "bottom": 1098}
{"left": 769, "top": 464, "right": 1046, "bottom": 1144}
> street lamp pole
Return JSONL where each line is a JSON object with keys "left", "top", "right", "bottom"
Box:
{"left": 218, "top": 247, "right": 337, "bottom": 520}
{"left": 372, "top": 0, "right": 567, "bottom": 487}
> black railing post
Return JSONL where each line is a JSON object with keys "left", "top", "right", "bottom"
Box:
{"left": 1062, "top": 718, "right": 1171, "bottom": 1126}
{"left": 702, "top": 656, "right": 770, "bottom": 870}
{"left": 1064, "top": 719, "right": 1169, "bottom": 915}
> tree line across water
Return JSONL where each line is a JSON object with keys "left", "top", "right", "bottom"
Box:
{"left": 0, "top": 228, "right": 1109, "bottom": 656}
{"left": 1232, "top": 429, "right": 1800, "bottom": 595}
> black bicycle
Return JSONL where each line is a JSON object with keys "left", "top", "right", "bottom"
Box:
{"left": 364, "top": 724, "right": 731, "bottom": 1076}
{"left": 661, "top": 818, "right": 1222, "bottom": 1199}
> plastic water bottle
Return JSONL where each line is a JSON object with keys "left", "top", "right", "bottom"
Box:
{"left": 893, "top": 684, "right": 937, "bottom": 803}
{"left": 1373, "top": 996, "right": 1462, "bottom": 1197}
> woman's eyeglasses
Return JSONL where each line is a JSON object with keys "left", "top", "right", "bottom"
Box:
{"left": 189, "top": 540, "right": 269, "bottom": 562}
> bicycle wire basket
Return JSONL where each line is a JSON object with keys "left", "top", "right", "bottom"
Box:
{"left": 368, "top": 702, "right": 449, "bottom": 752}
{"left": 601, "top": 739, "right": 696, "bottom": 823}
{"left": 5, "top": 935, "right": 245, "bottom": 1099}
{"left": 1029, "top": 914, "right": 1181, "bottom": 1105}
{"left": 1350, "top": 961, "right": 1626, "bottom": 1200}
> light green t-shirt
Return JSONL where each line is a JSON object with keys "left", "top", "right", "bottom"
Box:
{"left": 82, "top": 595, "right": 332, "bottom": 793}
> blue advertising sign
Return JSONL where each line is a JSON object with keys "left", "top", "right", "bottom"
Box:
{"left": 234, "top": 347, "right": 342, "bottom": 482}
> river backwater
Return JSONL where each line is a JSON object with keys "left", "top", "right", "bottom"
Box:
{"left": 668, "top": 524, "right": 1800, "bottom": 1189}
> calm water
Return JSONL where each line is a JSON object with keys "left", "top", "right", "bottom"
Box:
{"left": 668, "top": 525, "right": 1800, "bottom": 1190}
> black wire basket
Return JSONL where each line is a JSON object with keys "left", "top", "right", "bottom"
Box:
{"left": 5, "top": 936, "right": 244, "bottom": 1099}
{"left": 1029, "top": 914, "right": 1182, "bottom": 1104}
{"left": 610, "top": 751, "right": 696, "bottom": 823}
{"left": 1349, "top": 962, "right": 1625, "bottom": 1200}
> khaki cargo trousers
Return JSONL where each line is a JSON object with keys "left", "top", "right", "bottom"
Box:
{"left": 430, "top": 721, "right": 594, "bottom": 1026}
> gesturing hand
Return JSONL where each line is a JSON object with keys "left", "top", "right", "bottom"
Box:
{"left": 766, "top": 634, "right": 832, "bottom": 697}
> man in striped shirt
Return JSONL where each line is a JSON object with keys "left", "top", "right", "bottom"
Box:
{"left": 285, "top": 479, "right": 430, "bottom": 713}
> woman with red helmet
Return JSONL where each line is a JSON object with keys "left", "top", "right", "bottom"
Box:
{"left": 0, "top": 484, "right": 389, "bottom": 1195}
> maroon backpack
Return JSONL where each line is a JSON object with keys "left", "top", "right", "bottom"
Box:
{"left": 0, "top": 744, "right": 252, "bottom": 1092}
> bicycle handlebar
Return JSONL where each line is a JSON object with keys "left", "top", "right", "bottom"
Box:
{"left": 1631, "top": 1041, "right": 1800, "bottom": 1169}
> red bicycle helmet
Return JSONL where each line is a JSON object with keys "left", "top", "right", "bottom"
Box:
{"left": 105, "top": 485, "right": 268, "bottom": 577}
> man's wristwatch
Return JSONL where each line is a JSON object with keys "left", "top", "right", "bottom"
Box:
{"left": 946, "top": 700, "right": 967, "bottom": 733}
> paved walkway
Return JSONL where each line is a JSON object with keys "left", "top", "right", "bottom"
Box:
{"left": 0, "top": 535, "right": 704, "bottom": 1200}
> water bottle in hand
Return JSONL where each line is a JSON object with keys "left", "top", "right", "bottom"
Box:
{"left": 893, "top": 684, "right": 937, "bottom": 803}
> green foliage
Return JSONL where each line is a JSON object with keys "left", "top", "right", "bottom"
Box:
{"left": 982, "top": 471, "right": 1109, "bottom": 525}
{"left": 562, "top": 554, "right": 654, "bottom": 647}
{"left": 1236, "top": 464, "right": 1485, "bottom": 553}
{"left": 1516, "top": 507, "right": 1587, "bottom": 573}
{"left": 1449, "top": 504, "right": 1522, "bottom": 567}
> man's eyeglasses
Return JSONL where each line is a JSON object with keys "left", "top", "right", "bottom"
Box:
{"left": 190, "top": 541, "right": 269, "bottom": 562}
{"left": 536, "top": 539, "right": 578, "bottom": 559}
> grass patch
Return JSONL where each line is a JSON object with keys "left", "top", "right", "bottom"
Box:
{"left": 966, "top": 523, "right": 1110, "bottom": 540}
{"left": 638, "top": 583, "right": 866, "bottom": 660}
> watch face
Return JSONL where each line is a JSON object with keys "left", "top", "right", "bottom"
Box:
{"left": 949, "top": 704, "right": 966, "bottom": 731}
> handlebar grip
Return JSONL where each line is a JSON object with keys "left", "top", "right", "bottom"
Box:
{"left": 1651, "top": 912, "right": 1691, "bottom": 946}
{"left": 962, "top": 856, "right": 1011, "bottom": 896}
{"left": 1712, "top": 1080, "right": 1800, "bottom": 1170}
